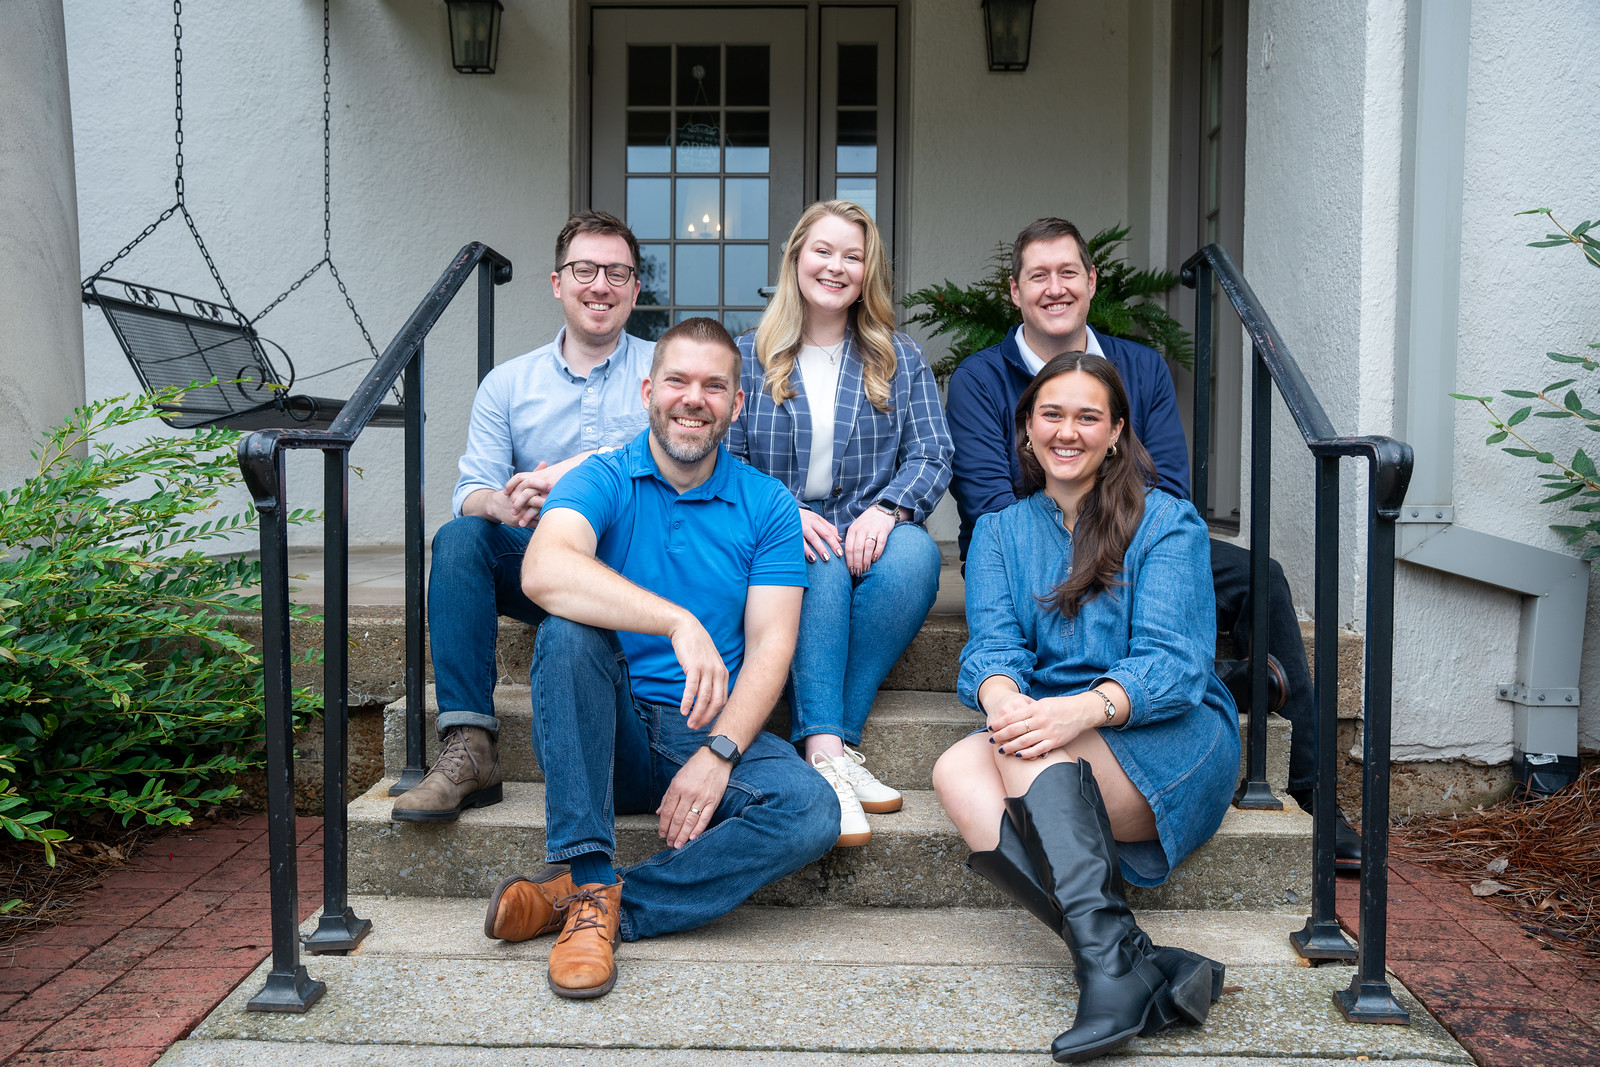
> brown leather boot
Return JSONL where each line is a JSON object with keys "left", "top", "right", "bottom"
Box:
{"left": 390, "top": 725, "right": 503, "bottom": 822}
{"left": 546, "top": 881, "right": 624, "bottom": 999}
{"left": 483, "top": 866, "right": 577, "bottom": 942}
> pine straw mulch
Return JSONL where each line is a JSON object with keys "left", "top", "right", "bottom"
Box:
{"left": 1392, "top": 761, "right": 1600, "bottom": 961}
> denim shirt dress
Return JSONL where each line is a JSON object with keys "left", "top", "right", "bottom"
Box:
{"left": 958, "top": 489, "right": 1240, "bottom": 887}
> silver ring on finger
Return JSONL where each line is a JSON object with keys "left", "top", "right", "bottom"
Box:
{"left": 1024, "top": 719, "right": 1031, "bottom": 732}
{"left": 690, "top": 806, "right": 703, "bottom": 815}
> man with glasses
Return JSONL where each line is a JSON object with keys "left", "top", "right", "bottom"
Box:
{"left": 392, "top": 210, "right": 656, "bottom": 822}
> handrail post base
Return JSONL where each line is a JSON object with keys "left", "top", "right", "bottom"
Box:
{"left": 304, "top": 909, "right": 373, "bottom": 955}
{"left": 1233, "top": 779, "right": 1282, "bottom": 810}
{"left": 246, "top": 967, "right": 326, "bottom": 1013}
{"left": 1333, "top": 980, "right": 1411, "bottom": 1025}
{"left": 1291, "top": 920, "right": 1357, "bottom": 962}
{"left": 388, "top": 768, "right": 426, "bottom": 796}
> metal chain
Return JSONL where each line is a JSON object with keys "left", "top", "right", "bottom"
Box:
{"left": 323, "top": 0, "right": 332, "bottom": 258}
{"left": 173, "top": 0, "right": 185, "bottom": 203}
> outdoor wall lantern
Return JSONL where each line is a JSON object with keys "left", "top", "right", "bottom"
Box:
{"left": 982, "top": 0, "right": 1036, "bottom": 72}
{"left": 446, "top": 0, "right": 503, "bottom": 74}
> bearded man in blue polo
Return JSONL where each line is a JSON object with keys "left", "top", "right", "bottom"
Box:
{"left": 482, "top": 316, "right": 839, "bottom": 1000}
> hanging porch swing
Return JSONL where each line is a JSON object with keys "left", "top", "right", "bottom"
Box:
{"left": 81, "top": 0, "right": 403, "bottom": 432}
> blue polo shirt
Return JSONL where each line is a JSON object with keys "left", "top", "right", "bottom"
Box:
{"left": 540, "top": 430, "right": 807, "bottom": 706}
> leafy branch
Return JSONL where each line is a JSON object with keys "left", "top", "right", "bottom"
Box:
{"left": 1454, "top": 211, "right": 1600, "bottom": 557}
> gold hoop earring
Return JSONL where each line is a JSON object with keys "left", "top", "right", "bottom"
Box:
{"left": 1108, "top": 442, "right": 1119, "bottom": 458}
{"left": 1022, "top": 439, "right": 1035, "bottom": 455}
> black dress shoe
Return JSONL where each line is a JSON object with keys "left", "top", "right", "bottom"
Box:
{"left": 1214, "top": 655, "right": 1288, "bottom": 714}
{"left": 1335, "top": 815, "right": 1362, "bottom": 872}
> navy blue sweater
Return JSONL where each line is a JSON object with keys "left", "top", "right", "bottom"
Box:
{"left": 945, "top": 326, "right": 1191, "bottom": 559}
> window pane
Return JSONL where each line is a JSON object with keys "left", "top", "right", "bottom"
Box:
{"left": 675, "top": 308, "right": 717, "bottom": 324}
{"left": 627, "top": 112, "right": 671, "bottom": 172}
{"left": 723, "top": 244, "right": 768, "bottom": 305}
{"left": 637, "top": 244, "right": 670, "bottom": 306}
{"left": 724, "top": 309, "right": 763, "bottom": 337}
{"left": 627, "top": 178, "right": 670, "bottom": 239}
{"left": 725, "top": 178, "right": 768, "bottom": 239}
{"left": 626, "top": 308, "right": 669, "bottom": 341}
{"left": 628, "top": 46, "right": 670, "bottom": 107}
{"left": 837, "top": 144, "right": 877, "bottom": 173}
{"left": 725, "top": 112, "right": 770, "bottom": 173}
{"left": 675, "top": 112, "right": 721, "bottom": 173}
{"left": 675, "top": 177, "right": 720, "bottom": 239}
{"left": 725, "top": 45, "right": 770, "bottom": 106}
{"left": 677, "top": 45, "right": 721, "bottom": 106}
{"left": 836, "top": 177, "right": 876, "bottom": 220}
{"left": 837, "top": 44, "right": 878, "bottom": 106}
{"left": 836, "top": 111, "right": 877, "bottom": 173}
{"left": 675, "top": 244, "right": 719, "bottom": 306}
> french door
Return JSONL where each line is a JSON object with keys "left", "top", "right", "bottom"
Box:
{"left": 590, "top": 6, "right": 898, "bottom": 340}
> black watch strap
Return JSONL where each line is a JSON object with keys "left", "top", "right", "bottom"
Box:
{"left": 704, "top": 734, "right": 742, "bottom": 766}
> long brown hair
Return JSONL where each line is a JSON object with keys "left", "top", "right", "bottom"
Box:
{"left": 1014, "top": 353, "right": 1158, "bottom": 618}
{"left": 753, "top": 200, "right": 898, "bottom": 412}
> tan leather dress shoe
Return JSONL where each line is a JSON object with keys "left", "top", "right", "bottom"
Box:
{"left": 483, "top": 865, "right": 578, "bottom": 942}
{"left": 547, "top": 881, "right": 624, "bottom": 999}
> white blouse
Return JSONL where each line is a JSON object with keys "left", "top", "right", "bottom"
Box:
{"left": 796, "top": 343, "right": 844, "bottom": 501}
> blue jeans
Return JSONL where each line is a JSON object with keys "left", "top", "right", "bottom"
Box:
{"left": 429, "top": 516, "right": 547, "bottom": 736}
{"left": 528, "top": 616, "right": 839, "bottom": 941}
{"left": 788, "top": 522, "right": 942, "bottom": 746}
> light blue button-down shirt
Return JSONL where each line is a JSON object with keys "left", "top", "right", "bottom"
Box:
{"left": 452, "top": 328, "right": 655, "bottom": 517}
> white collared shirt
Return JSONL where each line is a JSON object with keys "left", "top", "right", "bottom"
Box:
{"left": 1015, "top": 323, "right": 1105, "bottom": 377}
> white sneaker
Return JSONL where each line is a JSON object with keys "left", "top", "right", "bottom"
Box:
{"left": 811, "top": 751, "right": 872, "bottom": 848}
{"left": 833, "top": 747, "right": 904, "bottom": 813}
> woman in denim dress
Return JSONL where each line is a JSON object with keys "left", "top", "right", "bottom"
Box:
{"left": 728, "top": 200, "right": 952, "bottom": 849}
{"left": 932, "top": 353, "right": 1238, "bottom": 1063}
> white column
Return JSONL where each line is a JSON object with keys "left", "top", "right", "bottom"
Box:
{"left": 0, "top": 0, "right": 85, "bottom": 490}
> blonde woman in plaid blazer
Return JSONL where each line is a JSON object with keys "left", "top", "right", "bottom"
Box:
{"left": 728, "top": 200, "right": 953, "bottom": 849}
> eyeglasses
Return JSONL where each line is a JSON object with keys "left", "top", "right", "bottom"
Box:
{"left": 558, "top": 260, "right": 637, "bottom": 286}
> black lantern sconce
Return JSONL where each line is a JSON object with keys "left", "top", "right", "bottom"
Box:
{"left": 447, "top": 0, "right": 504, "bottom": 74}
{"left": 982, "top": 0, "right": 1036, "bottom": 72}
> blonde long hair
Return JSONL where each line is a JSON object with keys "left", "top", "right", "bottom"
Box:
{"left": 754, "top": 200, "right": 898, "bottom": 412}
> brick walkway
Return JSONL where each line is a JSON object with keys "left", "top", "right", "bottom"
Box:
{"left": 1, "top": 823, "right": 1596, "bottom": 1065}
{"left": 1336, "top": 847, "right": 1600, "bottom": 1065}
{"left": 0, "top": 815, "right": 323, "bottom": 1066}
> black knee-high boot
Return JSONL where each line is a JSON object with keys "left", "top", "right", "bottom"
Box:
{"left": 1004, "top": 759, "right": 1176, "bottom": 1063}
{"left": 966, "top": 809, "right": 1224, "bottom": 1033}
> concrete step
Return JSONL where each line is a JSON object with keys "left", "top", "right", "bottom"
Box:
{"left": 383, "top": 686, "right": 1296, "bottom": 794}
{"left": 349, "top": 779, "right": 1312, "bottom": 911}
{"left": 231, "top": 607, "right": 1363, "bottom": 713}
{"left": 159, "top": 900, "right": 1468, "bottom": 1064}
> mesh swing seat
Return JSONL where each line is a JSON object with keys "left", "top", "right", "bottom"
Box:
{"left": 83, "top": 0, "right": 402, "bottom": 435}
{"left": 83, "top": 276, "right": 403, "bottom": 431}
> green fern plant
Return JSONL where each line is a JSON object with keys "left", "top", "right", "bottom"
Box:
{"left": 902, "top": 223, "right": 1193, "bottom": 380}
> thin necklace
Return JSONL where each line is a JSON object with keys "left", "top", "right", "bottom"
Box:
{"left": 804, "top": 335, "right": 845, "bottom": 366}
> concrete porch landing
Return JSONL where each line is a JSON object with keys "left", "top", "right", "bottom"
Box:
{"left": 160, "top": 899, "right": 1469, "bottom": 1064}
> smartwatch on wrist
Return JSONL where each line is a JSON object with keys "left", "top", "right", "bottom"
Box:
{"left": 703, "top": 734, "right": 742, "bottom": 766}
{"left": 873, "top": 500, "right": 899, "bottom": 520}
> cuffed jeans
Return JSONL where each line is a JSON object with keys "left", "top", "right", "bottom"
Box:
{"left": 1210, "top": 539, "right": 1314, "bottom": 797}
{"left": 788, "top": 522, "right": 942, "bottom": 746}
{"left": 528, "top": 616, "right": 840, "bottom": 942}
{"left": 429, "top": 516, "right": 548, "bottom": 736}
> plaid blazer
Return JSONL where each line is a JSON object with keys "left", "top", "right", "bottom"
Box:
{"left": 728, "top": 328, "right": 953, "bottom": 527}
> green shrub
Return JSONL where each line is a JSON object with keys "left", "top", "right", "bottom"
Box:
{"left": 0, "top": 388, "right": 320, "bottom": 849}
{"left": 1452, "top": 210, "right": 1600, "bottom": 558}
{"left": 902, "top": 223, "right": 1194, "bottom": 380}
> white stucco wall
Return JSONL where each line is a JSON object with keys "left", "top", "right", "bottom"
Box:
{"left": 2, "top": 0, "right": 85, "bottom": 491}
{"left": 1244, "top": 0, "right": 1600, "bottom": 763}
{"left": 67, "top": 0, "right": 571, "bottom": 548}
{"left": 1449, "top": 0, "right": 1600, "bottom": 755}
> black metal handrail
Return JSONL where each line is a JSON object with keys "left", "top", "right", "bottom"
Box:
{"left": 1183, "top": 243, "right": 1414, "bottom": 1023}
{"left": 235, "top": 242, "right": 512, "bottom": 1012}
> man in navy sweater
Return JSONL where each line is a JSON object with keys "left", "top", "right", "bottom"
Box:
{"left": 944, "top": 217, "right": 1359, "bottom": 867}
